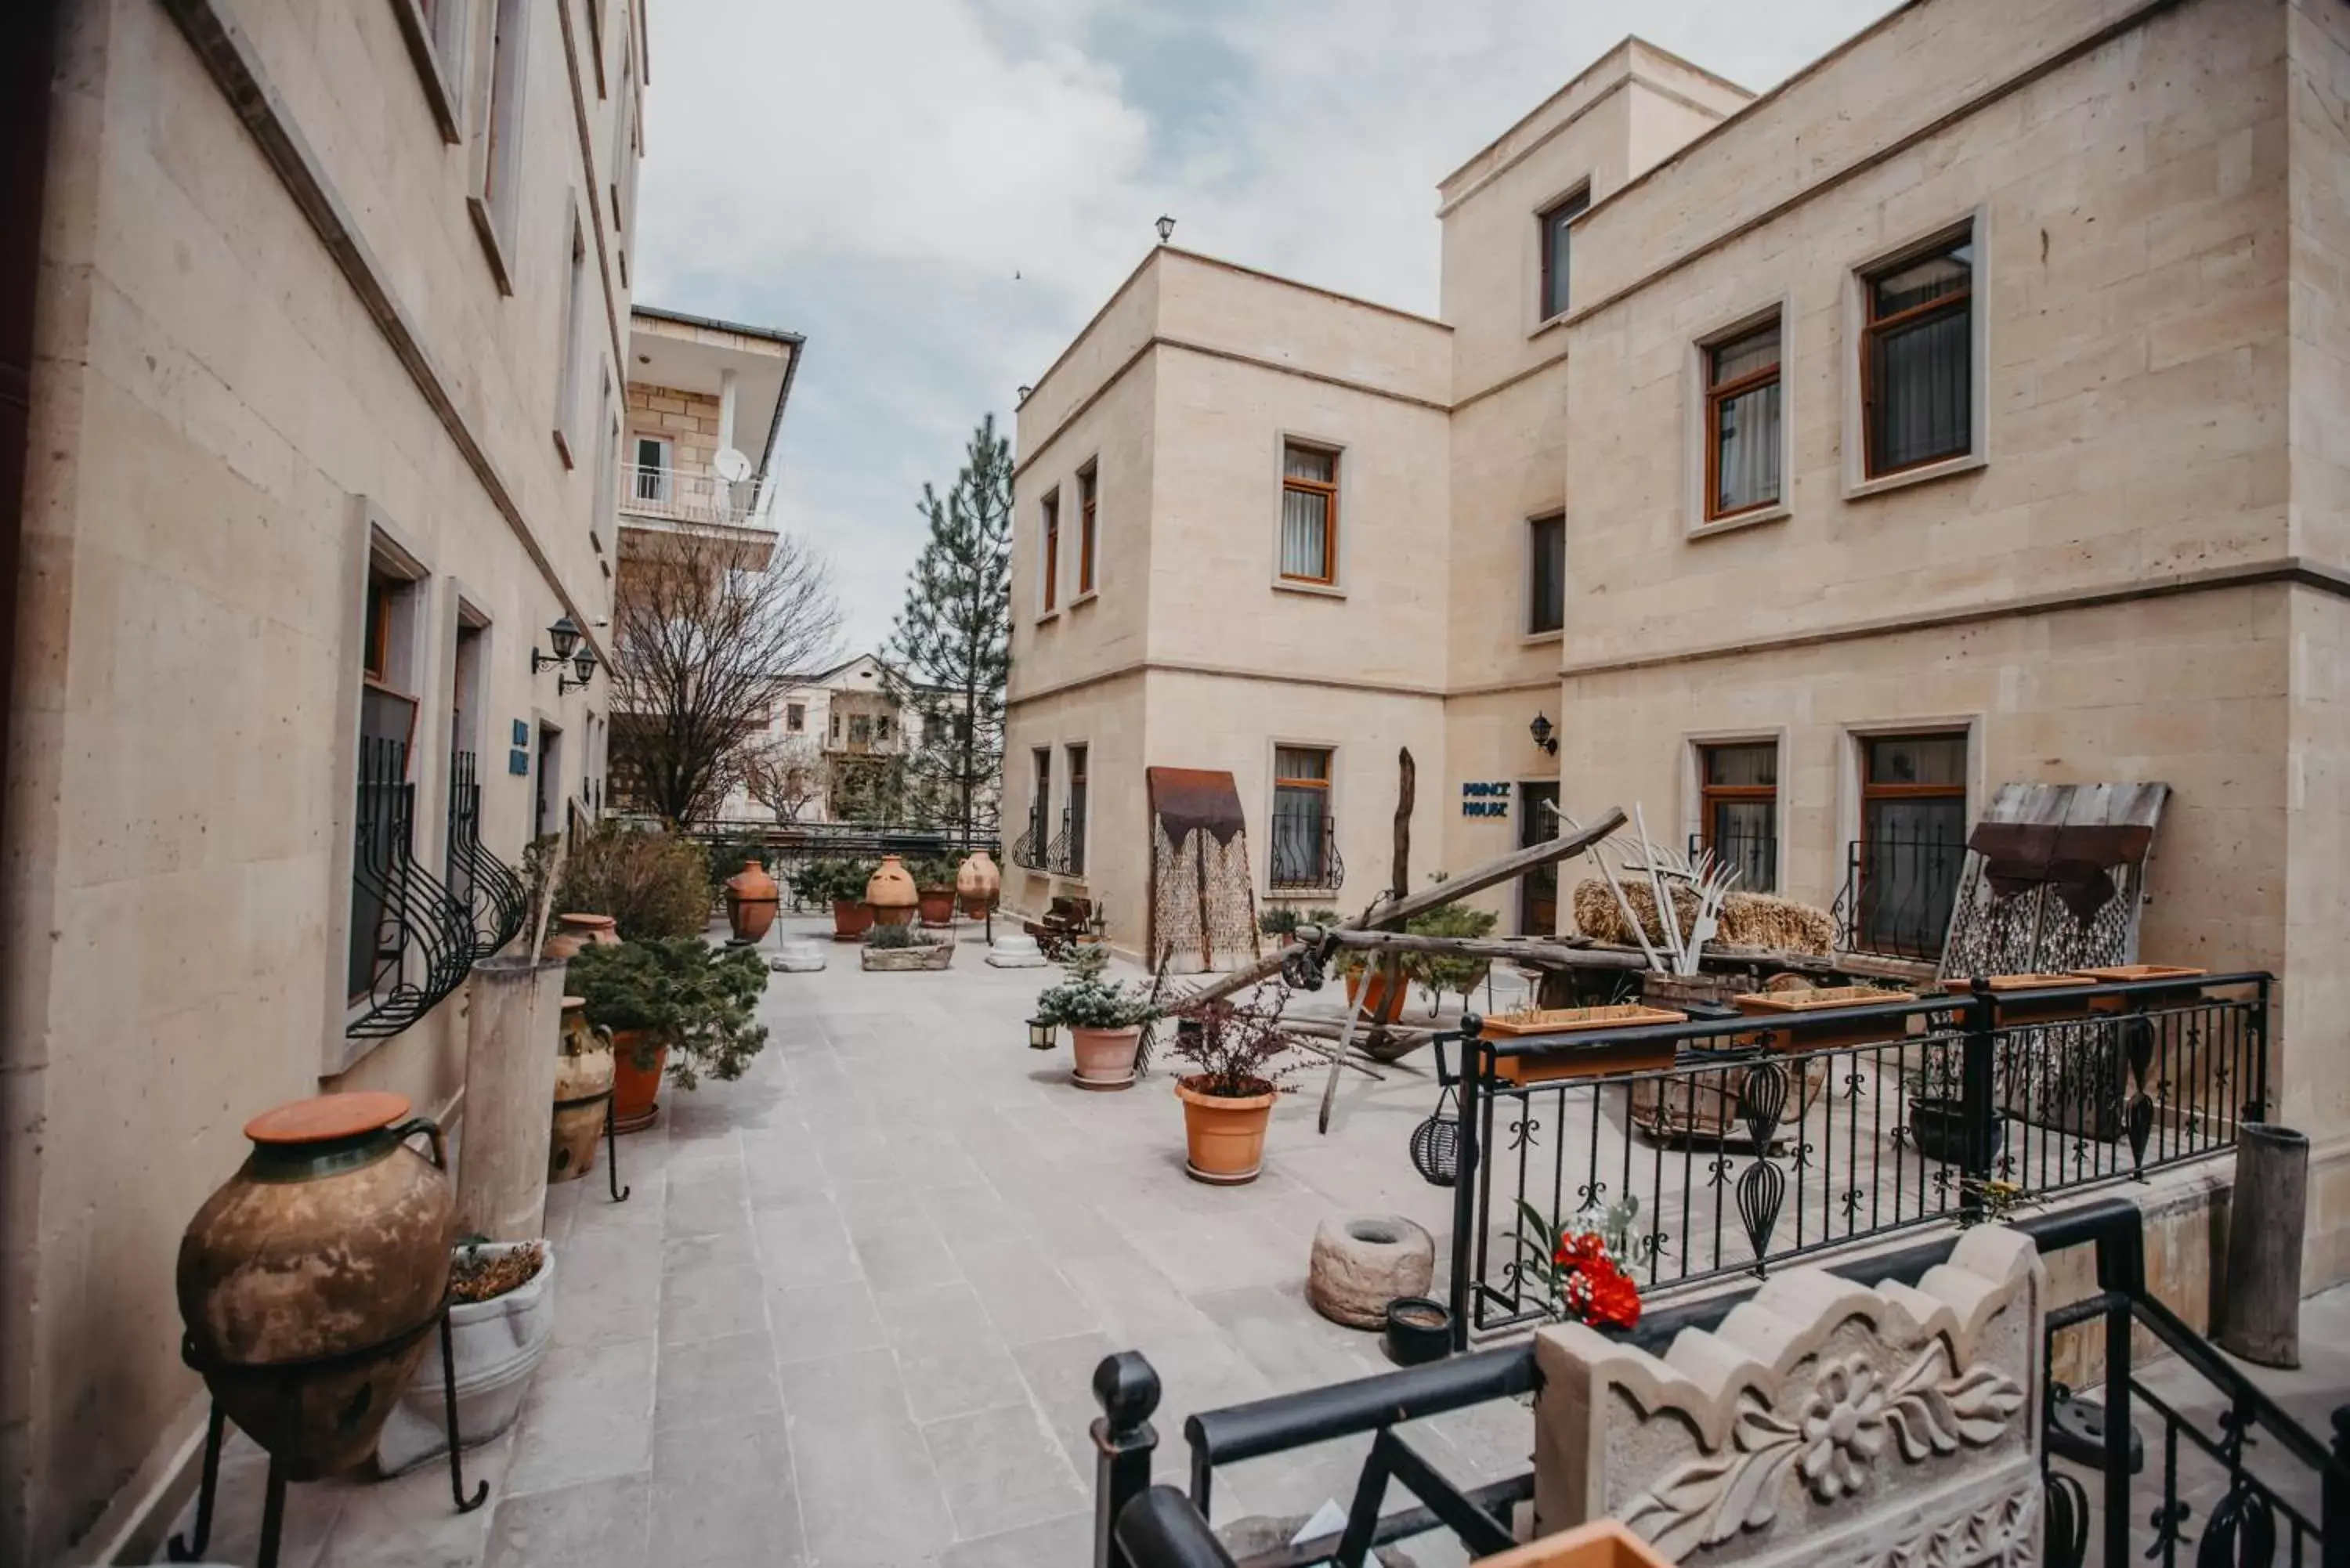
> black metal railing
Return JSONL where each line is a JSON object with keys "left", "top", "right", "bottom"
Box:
{"left": 1047, "top": 807, "right": 1079, "bottom": 876}
{"left": 1012, "top": 815, "right": 1046, "bottom": 871}
{"left": 678, "top": 823, "right": 1003, "bottom": 909}
{"left": 1090, "top": 1198, "right": 2350, "bottom": 1568}
{"left": 1270, "top": 811, "right": 1343, "bottom": 891}
{"left": 1446, "top": 974, "right": 2269, "bottom": 1341}
{"left": 446, "top": 751, "right": 526, "bottom": 959}
{"left": 1833, "top": 826, "right": 1965, "bottom": 961}
{"left": 1686, "top": 829, "right": 1776, "bottom": 894}
{"left": 348, "top": 737, "right": 475, "bottom": 1040}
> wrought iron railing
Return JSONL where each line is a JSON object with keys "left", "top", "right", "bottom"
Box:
{"left": 1088, "top": 1198, "right": 2350, "bottom": 1568}
{"left": 1686, "top": 829, "right": 1776, "bottom": 894}
{"left": 1269, "top": 810, "right": 1343, "bottom": 891}
{"left": 1445, "top": 974, "right": 2269, "bottom": 1340}
{"left": 348, "top": 737, "right": 475, "bottom": 1040}
{"left": 678, "top": 824, "right": 1003, "bottom": 909}
{"left": 1833, "top": 827, "right": 1965, "bottom": 962}
{"left": 1047, "top": 806, "right": 1079, "bottom": 876}
{"left": 1010, "top": 818, "right": 1044, "bottom": 872}
{"left": 446, "top": 751, "right": 526, "bottom": 959}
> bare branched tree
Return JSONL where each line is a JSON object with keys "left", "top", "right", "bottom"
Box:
{"left": 609, "top": 528, "right": 840, "bottom": 827}
{"left": 740, "top": 732, "right": 824, "bottom": 823}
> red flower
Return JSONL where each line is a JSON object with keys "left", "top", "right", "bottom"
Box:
{"left": 1553, "top": 1231, "right": 1611, "bottom": 1271}
{"left": 1582, "top": 1267, "right": 1642, "bottom": 1330}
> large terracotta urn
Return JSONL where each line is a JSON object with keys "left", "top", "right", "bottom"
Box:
{"left": 724, "top": 860, "right": 780, "bottom": 944}
{"left": 866, "top": 854, "right": 919, "bottom": 927}
{"left": 176, "top": 1093, "right": 457, "bottom": 1479}
{"left": 545, "top": 912, "right": 617, "bottom": 959}
{"left": 609, "top": 1028, "right": 668, "bottom": 1133}
{"left": 549, "top": 997, "right": 614, "bottom": 1182}
{"left": 956, "top": 851, "right": 1000, "bottom": 918}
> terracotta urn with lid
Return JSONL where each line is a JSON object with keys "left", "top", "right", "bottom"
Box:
{"left": 175, "top": 1092, "right": 457, "bottom": 1478}
{"left": 866, "top": 854, "right": 920, "bottom": 927}
{"left": 724, "top": 859, "right": 780, "bottom": 944}
{"left": 956, "top": 851, "right": 1000, "bottom": 918}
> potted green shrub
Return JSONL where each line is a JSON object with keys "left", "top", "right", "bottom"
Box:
{"left": 1167, "top": 992, "right": 1303, "bottom": 1184}
{"left": 1036, "top": 945, "right": 1156, "bottom": 1089}
{"left": 797, "top": 858, "right": 878, "bottom": 941}
{"left": 910, "top": 856, "right": 960, "bottom": 926}
{"left": 569, "top": 938, "right": 770, "bottom": 1132}
{"left": 530, "top": 821, "right": 714, "bottom": 948}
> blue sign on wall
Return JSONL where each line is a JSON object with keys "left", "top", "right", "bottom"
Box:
{"left": 1460, "top": 781, "right": 1511, "bottom": 818}
{"left": 509, "top": 748, "right": 531, "bottom": 775}
{"left": 512, "top": 719, "right": 530, "bottom": 747}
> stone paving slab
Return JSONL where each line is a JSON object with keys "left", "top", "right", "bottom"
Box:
{"left": 155, "top": 916, "right": 2345, "bottom": 1566}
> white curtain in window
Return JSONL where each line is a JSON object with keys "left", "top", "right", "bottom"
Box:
{"left": 1281, "top": 490, "right": 1328, "bottom": 579}
{"left": 1716, "top": 381, "right": 1781, "bottom": 514}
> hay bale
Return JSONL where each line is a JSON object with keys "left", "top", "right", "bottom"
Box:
{"left": 1573, "top": 880, "right": 1834, "bottom": 957}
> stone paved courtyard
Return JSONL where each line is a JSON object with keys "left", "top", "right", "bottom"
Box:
{"left": 162, "top": 919, "right": 1530, "bottom": 1568}
{"left": 157, "top": 919, "right": 2350, "bottom": 1567}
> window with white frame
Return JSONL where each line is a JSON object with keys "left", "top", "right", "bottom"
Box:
{"left": 632, "top": 435, "right": 671, "bottom": 504}
{"left": 392, "top": 0, "right": 468, "bottom": 138}
{"left": 554, "top": 210, "right": 587, "bottom": 464}
{"left": 468, "top": 0, "right": 531, "bottom": 285}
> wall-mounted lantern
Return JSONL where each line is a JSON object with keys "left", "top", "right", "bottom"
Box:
{"left": 1529, "top": 711, "right": 1558, "bottom": 757}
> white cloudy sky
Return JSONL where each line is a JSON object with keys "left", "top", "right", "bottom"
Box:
{"left": 636, "top": 0, "right": 1899, "bottom": 656}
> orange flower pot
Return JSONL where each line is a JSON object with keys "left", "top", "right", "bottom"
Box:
{"left": 1480, "top": 1004, "right": 1687, "bottom": 1084}
{"left": 1472, "top": 1519, "right": 1672, "bottom": 1568}
{"left": 831, "top": 899, "right": 875, "bottom": 941}
{"left": 1176, "top": 1076, "right": 1277, "bottom": 1184}
{"left": 1343, "top": 966, "right": 1406, "bottom": 1024}
{"left": 917, "top": 887, "right": 956, "bottom": 926}
{"left": 609, "top": 1029, "right": 667, "bottom": 1133}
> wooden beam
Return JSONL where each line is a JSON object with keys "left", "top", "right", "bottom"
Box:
{"left": 1302, "top": 929, "right": 1645, "bottom": 971}
{"left": 1169, "top": 808, "right": 1627, "bottom": 1007}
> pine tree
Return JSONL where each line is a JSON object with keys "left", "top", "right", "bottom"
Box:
{"left": 884, "top": 414, "right": 1012, "bottom": 847}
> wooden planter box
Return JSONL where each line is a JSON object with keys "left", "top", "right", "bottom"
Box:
{"left": 1475, "top": 1520, "right": 1671, "bottom": 1568}
{"left": 861, "top": 941, "right": 954, "bottom": 972}
{"left": 1732, "top": 985, "right": 1918, "bottom": 1051}
{"left": 2072, "top": 964, "right": 2209, "bottom": 1013}
{"left": 1482, "top": 1004, "right": 1686, "bottom": 1085}
{"left": 1940, "top": 973, "right": 2100, "bottom": 1024}
{"left": 1632, "top": 1048, "right": 1830, "bottom": 1147}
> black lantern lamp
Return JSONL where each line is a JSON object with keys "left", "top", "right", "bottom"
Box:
{"left": 532, "top": 616, "right": 584, "bottom": 675}
{"left": 1155, "top": 215, "right": 1176, "bottom": 245}
{"left": 1528, "top": 710, "right": 1559, "bottom": 757}
{"left": 1027, "top": 1017, "right": 1056, "bottom": 1052}
{"left": 1409, "top": 1041, "right": 1462, "bottom": 1187}
{"left": 559, "top": 645, "right": 597, "bottom": 695}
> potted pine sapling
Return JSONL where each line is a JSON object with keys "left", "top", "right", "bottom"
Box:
{"left": 1167, "top": 991, "right": 1303, "bottom": 1184}
{"left": 1404, "top": 898, "right": 1499, "bottom": 1017}
{"left": 569, "top": 938, "right": 771, "bottom": 1133}
{"left": 1036, "top": 945, "right": 1155, "bottom": 1089}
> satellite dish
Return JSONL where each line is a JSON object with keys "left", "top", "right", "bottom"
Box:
{"left": 713, "top": 447, "right": 752, "bottom": 484}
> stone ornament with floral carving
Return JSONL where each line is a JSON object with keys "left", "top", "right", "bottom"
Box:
{"left": 1528, "top": 1226, "right": 2044, "bottom": 1566}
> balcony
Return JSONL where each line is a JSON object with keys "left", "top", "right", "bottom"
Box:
{"left": 618, "top": 464, "right": 762, "bottom": 533}
{"left": 1268, "top": 809, "right": 1343, "bottom": 891}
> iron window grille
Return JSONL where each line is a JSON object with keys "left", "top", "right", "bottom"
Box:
{"left": 348, "top": 736, "right": 475, "bottom": 1041}
{"left": 446, "top": 750, "right": 527, "bottom": 961}
{"left": 1269, "top": 807, "right": 1343, "bottom": 891}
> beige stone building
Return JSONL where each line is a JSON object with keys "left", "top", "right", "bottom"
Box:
{"left": 0, "top": 0, "right": 655, "bottom": 1557}
{"left": 1007, "top": 0, "right": 2350, "bottom": 1276}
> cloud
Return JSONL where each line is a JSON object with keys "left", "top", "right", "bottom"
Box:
{"left": 638, "top": 0, "right": 1897, "bottom": 653}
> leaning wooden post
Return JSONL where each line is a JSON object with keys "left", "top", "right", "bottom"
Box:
{"left": 1321, "top": 750, "right": 1414, "bottom": 1132}
{"left": 2216, "top": 1122, "right": 2309, "bottom": 1367}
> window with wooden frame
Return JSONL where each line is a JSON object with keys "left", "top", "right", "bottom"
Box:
{"left": 1527, "top": 514, "right": 1565, "bottom": 635}
{"left": 1269, "top": 746, "right": 1336, "bottom": 889}
{"left": 1697, "top": 742, "right": 1777, "bottom": 893}
{"left": 1278, "top": 443, "right": 1339, "bottom": 585}
{"left": 1076, "top": 463, "right": 1098, "bottom": 597}
{"left": 1538, "top": 186, "right": 1590, "bottom": 322}
{"left": 1862, "top": 233, "right": 1973, "bottom": 478}
{"left": 1039, "top": 489, "right": 1061, "bottom": 612}
{"left": 1065, "top": 744, "right": 1089, "bottom": 876}
{"left": 1855, "top": 731, "right": 1969, "bottom": 958}
{"left": 1704, "top": 318, "right": 1782, "bottom": 520}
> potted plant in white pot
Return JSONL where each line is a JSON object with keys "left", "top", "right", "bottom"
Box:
{"left": 375, "top": 1238, "right": 555, "bottom": 1474}
{"left": 1036, "top": 945, "right": 1155, "bottom": 1089}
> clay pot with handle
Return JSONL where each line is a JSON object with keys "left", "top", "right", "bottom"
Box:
{"left": 175, "top": 1092, "right": 457, "bottom": 1478}
{"left": 725, "top": 860, "right": 780, "bottom": 943}
{"left": 956, "top": 851, "right": 1000, "bottom": 918}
